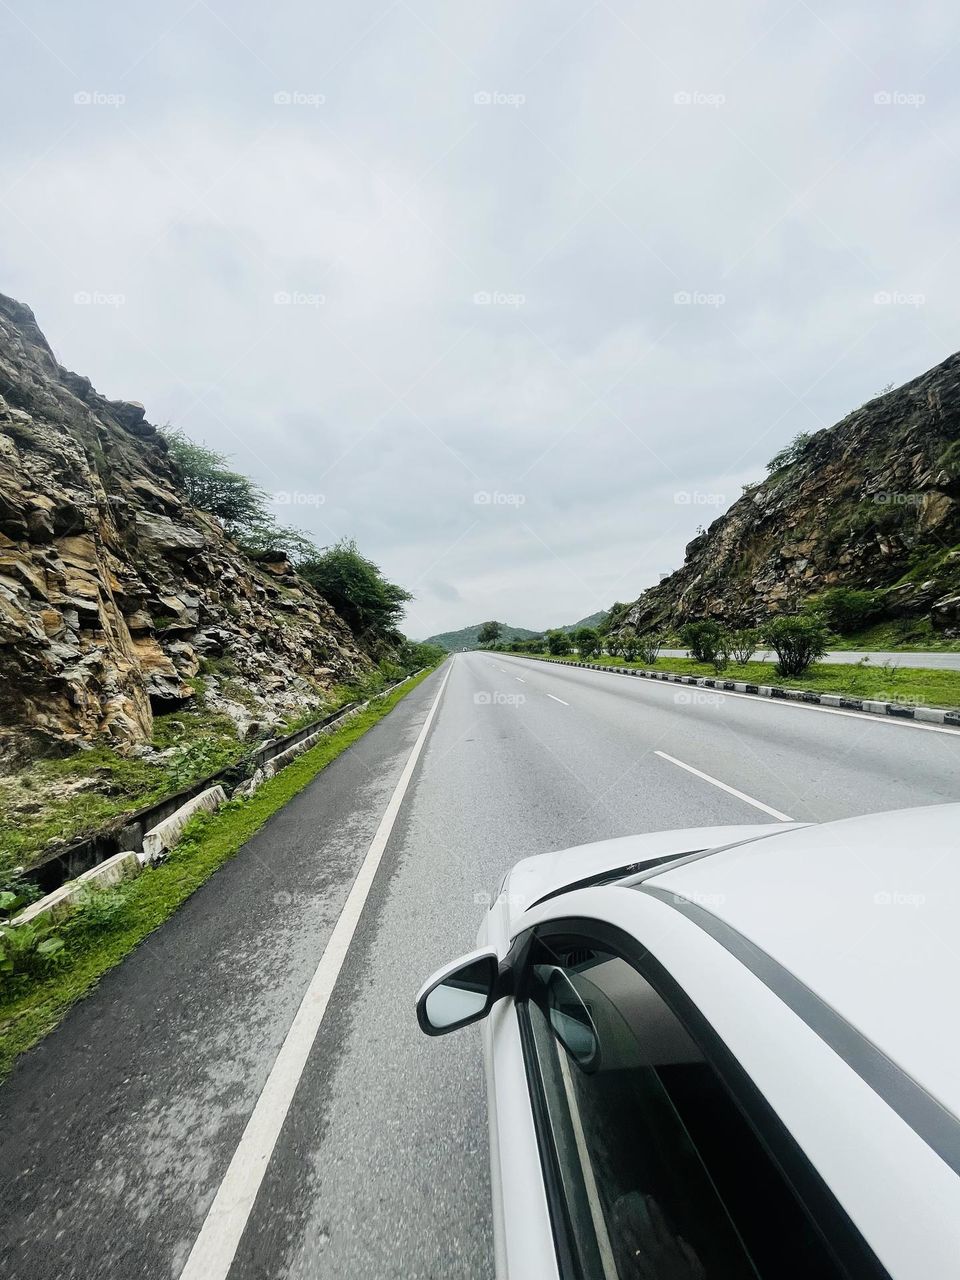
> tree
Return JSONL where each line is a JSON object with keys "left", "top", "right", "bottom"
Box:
{"left": 680, "top": 620, "right": 725, "bottom": 664}
{"left": 298, "top": 539, "right": 411, "bottom": 645}
{"left": 164, "top": 429, "right": 268, "bottom": 534}
{"left": 635, "top": 633, "right": 663, "bottom": 665}
{"left": 526, "top": 636, "right": 545, "bottom": 654}
{"left": 546, "top": 629, "right": 571, "bottom": 655}
{"left": 761, "top": 615, "right": 828, "bottom": 678}
{"left": 477, "top": 621, "right": 503, "bottom": 646}
{"left": 574, "top": 627, "right": 601, "bottom": 658}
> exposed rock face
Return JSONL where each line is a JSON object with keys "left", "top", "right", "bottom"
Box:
{"left": 0, "top": 293, "right": 368, "bottom": 759}
{"left": 625, "top": 353, "right": 960, "bottom": 634}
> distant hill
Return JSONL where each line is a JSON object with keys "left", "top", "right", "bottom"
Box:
{"left": 558, "top": 610, "right": 608, "bottom": 634}
{"left": 621, "top": 354, "right": 960, "bottom": 634}
{"left": 424, "top": 622, "right": 540, "bottom": 651}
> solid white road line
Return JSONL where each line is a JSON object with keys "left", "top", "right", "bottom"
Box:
{"left": 178, "top": 664, "right": 452, "bottom": 1280}
{"left": 655, "top": 750, "right": 793, "bottom": 822}
{"left": 547, "top": 694, "right": 569, "bottom": 705}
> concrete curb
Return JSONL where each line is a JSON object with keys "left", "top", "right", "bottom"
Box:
{"left": 142, "top": 785, "right": 228, "bottom": 863}
{"left": 514, "top": 656, "right": 960, "bottom": 727}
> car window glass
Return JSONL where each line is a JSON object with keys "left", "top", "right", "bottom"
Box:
{"left": 523, "top": 936, "right": 850, "bottom": 1280}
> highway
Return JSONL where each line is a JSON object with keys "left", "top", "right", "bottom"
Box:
{"left": 3, "top": 652, "right": 960, "bottom": 1280}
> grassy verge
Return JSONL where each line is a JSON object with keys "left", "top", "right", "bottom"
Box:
{"left": 0, "top": 666, "right": 437, "bottom": 1079}
{"left": 0, "top": 667, "right": 412, "bottom": 874}
{"left": 516, "top": 653, "right": 960, "bottom": 710}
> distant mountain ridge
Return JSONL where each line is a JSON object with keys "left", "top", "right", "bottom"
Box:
{"left": 424, "top": 610, "right": 608, "bottom": 651}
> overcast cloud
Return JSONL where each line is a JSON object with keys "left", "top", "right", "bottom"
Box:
{"left": 1, "top": 1, "right": 958, "bottom": 637}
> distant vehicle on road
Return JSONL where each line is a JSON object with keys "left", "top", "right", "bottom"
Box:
{"left": 417, "top": 806, "right": 960, "bottom": 1279}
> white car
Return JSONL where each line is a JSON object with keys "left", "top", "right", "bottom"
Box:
{"left": 416, "top": 805, "right": 960, "bottom": 1280}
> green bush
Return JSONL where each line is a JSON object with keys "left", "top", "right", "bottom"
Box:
{"left": 728, "top": 628, "right": 758, "bottom": 665}
{"left": 164, "top": 430, "right": 268, "bottom": 533}
{"left": 546, "top": 630, "right": 571, "bottom": 656}
{"left": 635, "top": 633, "right": 663, "bottom": 665}
{"left": 815, "top": 587, "right": 885, "bottom": 635}
{"left": 766, "top": 432, "right": 812, "bottom": 473}
{"left": 298, "top": 539, "right": 411, "bottom": 647}
{"left": 574, "top": 627, "right": 601, "bottom": 658}
{"left": 680, "top": 620, "right": 725, "bottom": 663}
{"left": 761, "top": 615, "right": 828, "bottom": 678}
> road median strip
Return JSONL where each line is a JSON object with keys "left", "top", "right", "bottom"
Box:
{"left": 508, "top": 655, "right": 960, "bottom": 729}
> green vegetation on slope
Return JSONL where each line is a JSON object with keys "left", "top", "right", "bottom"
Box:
{"left": 0, "top": 665, "right": 439, "bottom": 1078}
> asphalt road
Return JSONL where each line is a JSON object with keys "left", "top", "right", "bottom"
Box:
{"left": 4, "top": 653, "right": 960, "bottom": 1280}
{"left": 661, "top": 647, "right": 960, "bottom": 669}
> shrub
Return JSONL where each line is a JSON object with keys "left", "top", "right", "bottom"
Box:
{"left": 680, "top": 620, "right": 725, "bottom": 664}
{"left": 546, "top": 630, "right": 571, "bottom": 656}
{"left": 164, "top": 430, "right": 268, "bottom": 533}
{"left": 618, "top": 627, "right": 640, "bottom": 662}
{"left": 526, "top": 636, "right": 545, "bottom": 654}
{"left": 766, "top": 432, "right": 812, "bottom": 473}
{"left": 729, "top": 628, "right": 757, "bottom": 665}
{"left": 815, "top": 587, "right": 885, "bottom": 635}
{"left": 574, "top": 627, "right": 601, "bottom": 658}
{"left": 761, "top": 615, "right": 828, "bottom": 678}
{"left": 298, "top": 540, "right": 412, "bottom": 646}
{"left": 635, "top": 633, "right": 663, "bottom": 665}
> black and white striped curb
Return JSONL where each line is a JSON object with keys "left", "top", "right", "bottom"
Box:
{"left": 513, "top": 656, "right": 960, "bottom": 727}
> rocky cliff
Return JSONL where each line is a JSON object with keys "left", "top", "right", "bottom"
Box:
{"left": 0, "top": 293, "right": 368, "bottom": 761}
{"left": 624, "top": 351, "right": 960, "bottom": 636}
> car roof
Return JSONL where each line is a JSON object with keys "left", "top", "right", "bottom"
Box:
{"left": 642, "top": 803, "right": 960, "bottom": 1124}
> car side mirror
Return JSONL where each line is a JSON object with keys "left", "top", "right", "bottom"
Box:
{"left": 416, "top": 948, "right": 501, "bottom": 1036}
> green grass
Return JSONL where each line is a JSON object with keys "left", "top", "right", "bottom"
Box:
{"left": 0, "top": 666, "right": 437, "bottom": 1078}
{"left": 519, "top": 653, "right": 960, "bottom": 710}
{"left": 826, "top": 617, "right": 960, "bottom": 652}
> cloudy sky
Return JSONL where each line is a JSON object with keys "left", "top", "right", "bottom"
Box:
{"left": 1, "top": 2, "right": 958, "bottom": 638}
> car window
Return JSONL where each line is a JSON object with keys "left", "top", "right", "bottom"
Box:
{"left": 520, "top": 931, "right": 862, "bottom": 1280}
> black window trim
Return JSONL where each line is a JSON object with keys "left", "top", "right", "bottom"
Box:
{"left": 512, "top": 916, "right": 891, "bottom": 1280}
